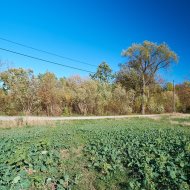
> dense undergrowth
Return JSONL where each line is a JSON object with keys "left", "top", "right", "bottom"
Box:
{"left": 0, "top": 118, "right": 190, "bottom": 189}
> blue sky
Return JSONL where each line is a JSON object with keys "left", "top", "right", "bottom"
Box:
{"left": 0, "top": 0, "right": 189, "bottom": 83}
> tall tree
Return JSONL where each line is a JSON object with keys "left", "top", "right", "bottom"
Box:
{"left": 90, "top": 62, "right": 114, "bottom": 83}
{"left": 121, "top": 41, "right": 178, "bottom": 114}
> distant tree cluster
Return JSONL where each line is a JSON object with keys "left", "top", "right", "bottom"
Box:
{"left": 0, "top": 41, "right": 189, "bottom": 116}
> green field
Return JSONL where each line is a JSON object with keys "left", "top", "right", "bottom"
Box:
{"left": 0, "top": 118, "right": 190, "bottom": 190}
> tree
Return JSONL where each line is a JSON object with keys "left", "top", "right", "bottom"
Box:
{"left": 90, "top": 62, "right": 114, "bottom": 83}
{"left": 164, "top": 82, "right": 173, "bottom": 91}
{"left": 66, "top": 76, "right": 112, "bottom": 115}
{"left": 37, "top": 72, "right": 62, "bottom": 116}
{"left": 109, "top": 85, "right": 135, "bottom": 114}
{"left": 121, "top": 41, "right": 178, "bottom": 114}
{"left": 116, "top": 66, "right": 142, "bottom": 92}
{"left": 176, "top": 81, "right": 190, "bottom": 112}
{"left": 0, "top": 68, "right": 38, "bottom": 115}
{"left": 159, "top": 91, "right": 180, "bottom": 113}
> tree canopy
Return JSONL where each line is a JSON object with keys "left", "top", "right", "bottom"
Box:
{"left": 120, "top": 41, "right": 178, "bottom": 114}
{"left": 90, "top": 62, "right": 114, "bottom": 83}
{"left": 0, "top": 41, "right": 188, "bottom": 116}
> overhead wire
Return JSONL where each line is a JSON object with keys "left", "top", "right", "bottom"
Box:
{"left": 0, "top": 37, "right": 97, "bottom": 67}
{"left": 0, "top": 47, "right": 95, "bottom": 73}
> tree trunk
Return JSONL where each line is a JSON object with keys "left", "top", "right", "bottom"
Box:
{"left": 141, "top": 75, "right": 146, "bottom": 115}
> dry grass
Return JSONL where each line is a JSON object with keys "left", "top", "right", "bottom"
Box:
{"left": 0, "top": 118, "right": 62, "bottom": 128}
{"left": 0, "top": 113, "right": 190, "bottom": 128}
{"left": 60, "top": 149, "right": 70, "bottom": 159}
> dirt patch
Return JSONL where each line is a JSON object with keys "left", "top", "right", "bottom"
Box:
{"left": 148, "top": 115, "right": 162, "bottom": 120}
{"left": 60, "top": 149, "right": 70, "bottom": 159}
{"left": 71, "top": 146, "right": 83, "bottom": 157}
{"left": 60, "top": 145, "right": 84, "bottom": 160}
{"left": 79, "top": 168, "right": 96, "bottom": 190}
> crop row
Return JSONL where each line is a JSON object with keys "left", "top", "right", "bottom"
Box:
{"left": 84, "top": 127, "right": 190, "bottom": 190}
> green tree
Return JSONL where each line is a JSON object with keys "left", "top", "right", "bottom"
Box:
{"left": 90, "top": 62, "right": 114, "bottom": 83}
{"left": 164, "top": 82, "right": 173, "bottom": 91}
{"left": 121, "top": 41, "right": 178, "bottom": 114}
{"left": 116, "top": 66, "right": 141, "bottom": 92}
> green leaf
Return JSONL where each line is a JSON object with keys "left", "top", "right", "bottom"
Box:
{"left": 13, "top": 176, "right": 21, "bottom": 184}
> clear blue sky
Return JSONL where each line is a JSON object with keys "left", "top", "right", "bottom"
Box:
{"left": 0, "top": 0, "right": 189, "bottom": 83}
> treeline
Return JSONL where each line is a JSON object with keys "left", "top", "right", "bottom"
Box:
{"left": 0, "top": 41, "right": 189, "bottom": 116}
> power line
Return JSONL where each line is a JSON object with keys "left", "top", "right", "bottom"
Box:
{"left": 0, "top": 47, "right": 94, "bottom": 74}
{"left": 0, "top": 37, "right": 97, "bottom": 67}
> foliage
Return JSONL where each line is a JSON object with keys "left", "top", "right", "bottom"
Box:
{"left": 66, "top": 76, "right": 112, "bottom": 115}
{"left": 84, "top": 119, "right": 190, "bottom": 190}
{"left": 164, "top": 82, "right": 174, "bottom": 91}
{"left": 0, "top": 68, "right": 38, "bottom": 115}
{"left": 90, "top": 62, "right": 114, "bottom": 83}
{"left": 159, "top": 91, "right": 180, "bottom": 113}
{"left": 0, "top": 41, "right": 188, "bottom": 116}
{"left": 109, "top": 85, "right": 135, "bottom": 114}
{"left": 37, "top": 72, "right": 62, "bottom": 116}
{"left": 0, "top": 124, "right": 81, "bottom": 190}
{"left": 116, "top": 67, "right": 141, "bottom": 92}
{"left": 0, "top": 67, "right": 184, "bottom": 116}
{"left": 147, "top": 97, "right": 165, "bottom": 114}
{"left": 120, "top": 41, "right": 178, "bottom": 114}
{"left": 176, "top": 81, "right": 190, "bottom": 113}
{"left": 0, "top": 118, "right": 190, "bottom": 189}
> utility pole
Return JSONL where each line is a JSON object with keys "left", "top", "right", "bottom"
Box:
{"left": 173, "top": 80, "right": 175, "bottom": 113}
